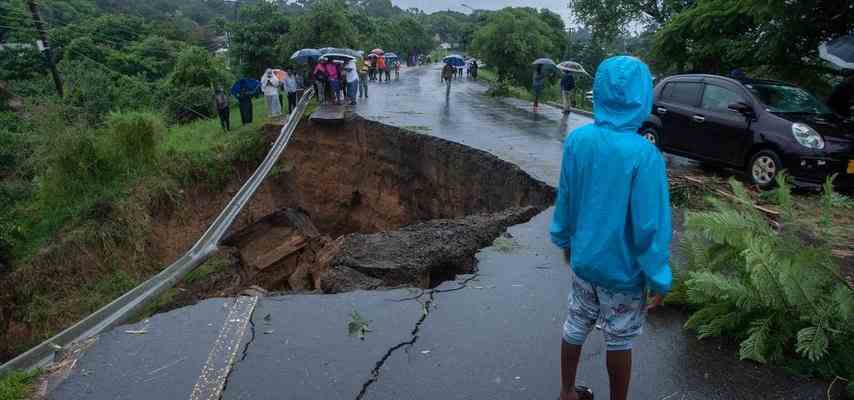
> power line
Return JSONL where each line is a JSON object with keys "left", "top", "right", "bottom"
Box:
{"left": 66, "top": 48, "right": 210, "bottom": 120}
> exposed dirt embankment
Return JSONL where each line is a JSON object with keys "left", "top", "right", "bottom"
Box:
{"left": 270, "top": 117, "right": 554, "bottom": 237}
{"left": 0, "top": 116, "right": 554, "bottom": 362}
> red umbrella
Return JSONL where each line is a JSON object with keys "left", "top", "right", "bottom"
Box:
{"left": 371, "top": 48, "right": 384, "bottom": 55}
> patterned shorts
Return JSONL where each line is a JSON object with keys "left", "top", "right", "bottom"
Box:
{"left": 562, "top": 272, "right": 647, "bottom": 351}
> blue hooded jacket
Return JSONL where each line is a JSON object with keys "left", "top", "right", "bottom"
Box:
{"left": 550, "top": 56, "right": 672, "bottom": 294}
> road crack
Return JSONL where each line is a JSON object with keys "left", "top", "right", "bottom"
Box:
{"left": 354, "top": 291, "right": 434, "bottom": 400}
{"left": 355, "top": 274, "right": 479, "bottom": 400}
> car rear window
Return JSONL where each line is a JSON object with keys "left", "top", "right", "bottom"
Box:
{"left": 662, "top": 82, "right": 702, "bottom": 106}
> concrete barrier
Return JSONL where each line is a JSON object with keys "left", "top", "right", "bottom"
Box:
{"left": 0, "top": 88, "right": 315, "bottom": 376}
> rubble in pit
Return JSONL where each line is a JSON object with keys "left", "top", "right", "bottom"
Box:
{"left": 313, "top": 206, "right": 542, "bottom": 292}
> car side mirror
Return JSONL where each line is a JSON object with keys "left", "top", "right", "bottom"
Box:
{"left": 728, "top": 101, "right": 754, "bottom": 115}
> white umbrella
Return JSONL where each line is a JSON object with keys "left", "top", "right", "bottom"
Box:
{"left": 557, "top": 61, "right": 590, "bottom": 76}
{"left": 819, "top": 36, "right": 854, "bottom": 70}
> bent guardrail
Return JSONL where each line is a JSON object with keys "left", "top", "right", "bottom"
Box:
{"left": 0, "top": 88, "right": 315, "bottom": 376}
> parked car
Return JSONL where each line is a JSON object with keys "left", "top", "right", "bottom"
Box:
{"left": 640, "top": 74, "right": 854, "bottom": 189}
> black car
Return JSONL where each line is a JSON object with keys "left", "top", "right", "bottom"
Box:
{"left": 640, "top": 74, "right": 854, "bottom": 189}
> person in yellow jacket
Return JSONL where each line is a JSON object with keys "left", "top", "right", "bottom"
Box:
{"left": 358, "top": 59, "right": 370, "bottom": 98}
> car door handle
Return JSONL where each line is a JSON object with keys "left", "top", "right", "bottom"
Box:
{"left": 692, "top": 115, "right": 705, "bottom": 123}
{"left": 656, "top": 107, "right": 668, "bottom": 115}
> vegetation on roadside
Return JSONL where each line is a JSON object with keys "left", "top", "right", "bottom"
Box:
{"left": 671, "top": 175, "right": 854, "bottom": 387}
{"left": 0, "top": 369, "right": 38, "bottom": 400}
{"left": 477, "top": 67, "right": 593, "bottom": 112}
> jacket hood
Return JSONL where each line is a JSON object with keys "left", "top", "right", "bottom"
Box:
{"left": 593, "top": 56, "right": 653, "bottom": 132}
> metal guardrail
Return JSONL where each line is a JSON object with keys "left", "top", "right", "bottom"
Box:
{"left": 0, "top": 88, "right": 315, "bottom": 376}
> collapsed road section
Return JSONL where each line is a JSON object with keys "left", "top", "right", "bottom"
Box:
{"left": 154, "top": 116, "right": 555, "bottom": 311}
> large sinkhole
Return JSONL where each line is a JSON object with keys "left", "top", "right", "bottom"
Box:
{"left": 175, "top": 117, "right": 554, "bottom": 303}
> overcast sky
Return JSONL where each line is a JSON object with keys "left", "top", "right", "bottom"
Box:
{"left": 391, "top": 0, "right": 574, "bottom": 24}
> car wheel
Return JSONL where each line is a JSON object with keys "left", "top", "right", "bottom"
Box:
{"left": 641, "top": 127, "right": 660, "bottom": 147}
{"left": 747, "top": 150, "right": 782, "bottom": 189}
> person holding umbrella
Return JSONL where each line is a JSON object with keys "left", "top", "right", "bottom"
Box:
{"left": 533, "top": 64, "right": 547, "bottom": 110}
{"left": 345, "top": 59, "right": 359, "bottom": 105}
{"left": 231, "top": 78, "right": 260, "bottom": 126}
{"left": 377, "top": 55, "right": 387, "bottom": 82}
{"left": 261, "top": 69, "right": 282, "bottom": 117}
{"left": 560, "top": 69, "right": 576, "bottom": 113}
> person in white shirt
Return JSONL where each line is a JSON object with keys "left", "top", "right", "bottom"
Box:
{"left": 260, "top": 69, "right": 281, "bottom": 117}
{"left": 345, "top": 60, "right": 359, "bottom": 106}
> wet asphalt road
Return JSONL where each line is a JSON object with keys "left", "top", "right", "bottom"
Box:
{"left": 48, "top": 65, "right": 829, "bottom": 400}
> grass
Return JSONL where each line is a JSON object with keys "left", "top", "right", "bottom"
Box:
{"left": 401, "top": 125, "right": 431, "bottom": 133}
{"left": 478, "top": 67, "right": 593, "bottom": 112}
{"left": 0, "top": 97, "right": 280, "bottom": 363}
{"left": 0, "top": 370, "right": 38, "bottom": 400}
{"left": 492, "top": 236, "right": 520, "bottom": 253}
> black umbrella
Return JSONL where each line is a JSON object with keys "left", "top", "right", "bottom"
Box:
{"left": 532, "top": 58, "right": 557, "bottom": 67}
{"left": 819, "top": 36, "right": 854, "bottom": 70}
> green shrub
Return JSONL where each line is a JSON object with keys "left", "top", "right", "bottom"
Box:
{"left": 0, "top": 369, "right": 38, "bottom": 400}
{"left": 160, "top": 84, "right": 215, "bottom": 124}
{"left": 104, "top": 111, "right": 164, "bottom": 171}
{"left": 678, "top": 175, "right": 854, "bottom": 381}
{"left": 39, "top": 128, "right": 116, "bottom": 201}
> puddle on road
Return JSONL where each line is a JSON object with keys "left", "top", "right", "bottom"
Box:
{"left": 154, "top": 117, "right": 554, "bottom": 312}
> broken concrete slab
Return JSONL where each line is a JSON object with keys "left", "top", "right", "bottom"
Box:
{"left": 315, "top": 206, "right": 544, "bottom": 292}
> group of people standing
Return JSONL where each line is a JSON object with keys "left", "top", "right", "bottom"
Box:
{"left": 532, "top": 65, "right": 576, "bottom": 112}
{"left": 366, "top": 55, "right": 399, "bottom": 82}
{"left": 307, "top": 53, "right": 400, "bottom": 106}
{"left": 310, "top": 57, "right": 363, "bottom": 105}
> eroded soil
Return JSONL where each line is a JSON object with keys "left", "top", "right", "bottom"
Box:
{"left": 168, "top": 117, "right": 554, "bottom": 306}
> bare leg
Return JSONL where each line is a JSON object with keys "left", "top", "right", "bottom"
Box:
{"left": 606, "top": 350, "right": 632, "bottom": 400}
{"left": 560, "top": 340, "right": 582, "bottom": 400}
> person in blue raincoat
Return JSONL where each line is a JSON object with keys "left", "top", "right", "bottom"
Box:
{"left": 550, "top": 56, "right": 671, "bottom": 400}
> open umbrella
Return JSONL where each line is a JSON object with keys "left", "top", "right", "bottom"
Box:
{"left": 443, "top": 54, "right": 465, "bottom": 67}
{"left": 367, "top": 53, "right": 379, "bottom": 59}
{"left": 230, "top": 78, "right": 260, "bottom": 97}
{"left": 320, "top": 47, "right": 361, "bottom": 58}
{"left": 385, "top": 52, "right": 399, "bottom": 60}
{"left": 322, "top": 53, "right": 356, "bottom": 62}
{"left": 290, "top": 48, "right": 320, "bottom": 63}
{"left": 819, "top": 36, "right": 854, "bottom": 69}
{"left": 371, "top": 48, "right": 384, "bottom": 55}
{"left": 532, "top": 58, "right": 557, "bottom": 67}
{"left": 557, "top": 61, "right": 590, "bottom": 76}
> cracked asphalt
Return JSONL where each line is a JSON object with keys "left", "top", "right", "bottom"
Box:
{"left": 48, "top": 65, "right": 831, "bottom": 400}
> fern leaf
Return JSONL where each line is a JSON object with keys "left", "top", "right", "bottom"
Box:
{"left": 739, "top": 317, "right": 772, "bottom": 363}
{"left": 795, "top": 326, "right": 829, "bottom": 362}
{"left": 832, "top": 286, "right": 854, "bottom": 324}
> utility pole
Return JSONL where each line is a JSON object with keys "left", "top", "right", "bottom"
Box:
{"left": 26, "top": 0, "right": 63, "bottom": 97}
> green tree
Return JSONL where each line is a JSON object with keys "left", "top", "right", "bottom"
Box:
{"left": 161, "top": 46, "right": 232, "bottom": 123}
{"left": 227, "top": 1, "right": 290, "bottom": 77}
{"left": 287, "top": 0, "right": 358, "bottom": 51}
{"left": 470, "top": 8, "right": 565, "bottom": 87}
{"left": 652, "top": 0, "right": 852, "bottom": 87}
{"left": 569, "top": 0, "right": 694, "bottom": 42}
